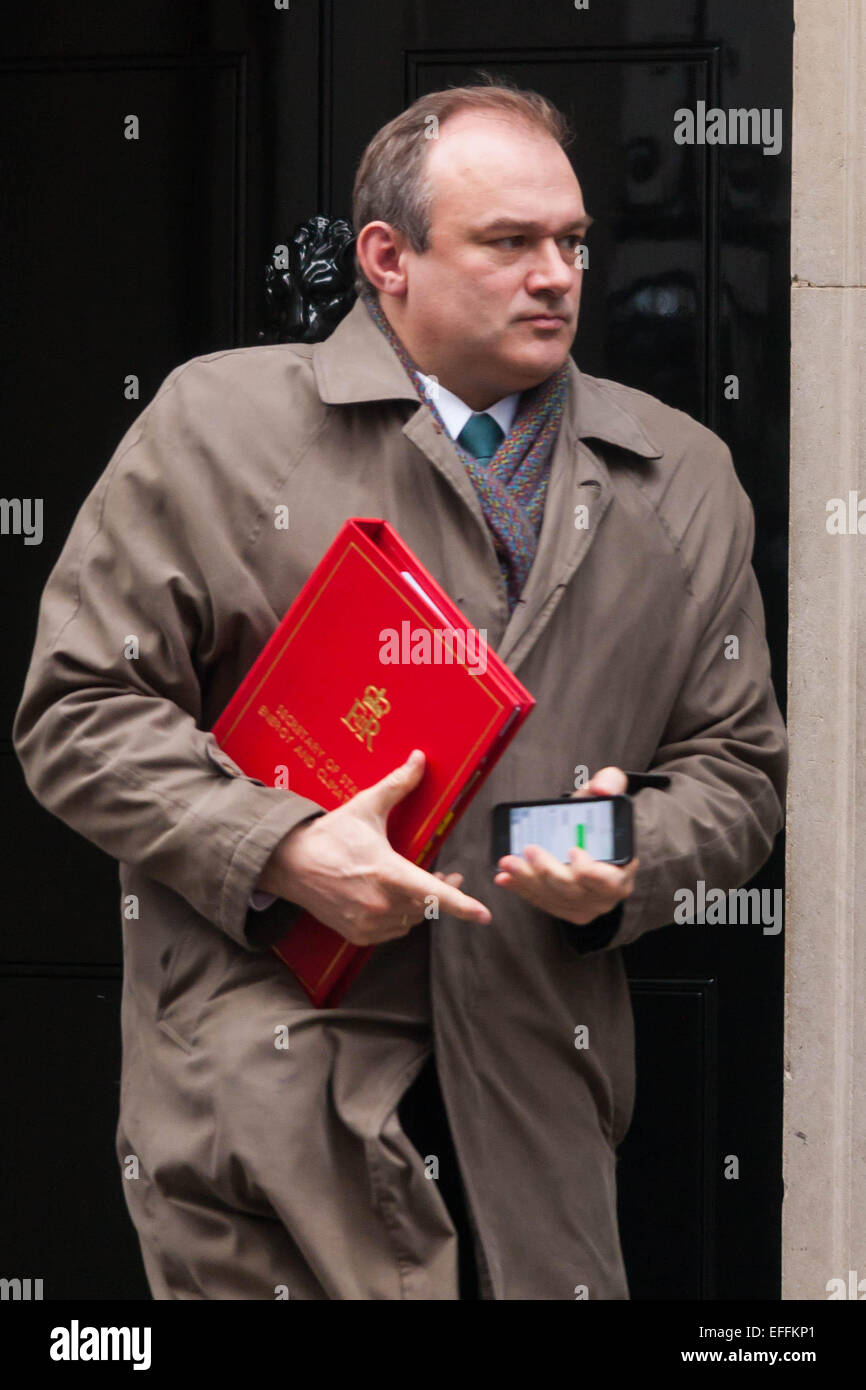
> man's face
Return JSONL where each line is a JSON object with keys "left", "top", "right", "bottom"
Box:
{"left": 378, "top": 110, "right": 590, "bottom": 408}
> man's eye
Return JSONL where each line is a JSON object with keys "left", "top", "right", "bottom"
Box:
{"left": 560, "top": 234, "right": 585, "bottom": 251}
{"left": 493, "top": 236, "right": 524, "bottom": 249}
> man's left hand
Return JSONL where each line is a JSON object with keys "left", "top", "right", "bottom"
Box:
{"left": 494, "top": 766, "right": 639, "bottom": 926}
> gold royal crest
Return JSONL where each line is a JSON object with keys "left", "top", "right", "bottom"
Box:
{"left": 340, "top": 684, "right": 391, "bottom": 752}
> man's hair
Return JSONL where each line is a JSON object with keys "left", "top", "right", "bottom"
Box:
{"left": 351, "top": 75, "right": 575, "bottom": 297}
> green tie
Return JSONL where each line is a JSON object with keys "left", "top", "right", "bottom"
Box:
{"left": 457, "top": 412, "right": 505, "bottom": 463}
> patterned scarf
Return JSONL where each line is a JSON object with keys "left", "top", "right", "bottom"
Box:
{"left": 359, "top": 284, "right": 569, "bottom": 611}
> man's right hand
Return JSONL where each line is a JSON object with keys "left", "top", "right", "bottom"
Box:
{"left": 255, "top": 748, "right": 492, "bottom": 945}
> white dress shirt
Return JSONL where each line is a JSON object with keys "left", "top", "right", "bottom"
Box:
{"left": 416, "top": 373, "right": 520, "bottom": 441}
{"left": 249, "top": 379, "right": 521, "bottom": 915}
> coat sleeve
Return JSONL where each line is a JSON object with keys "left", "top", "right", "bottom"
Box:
{"left": 12, "top": 363, "right": 328, "bottom": 952}
{"left": 561, "top": 446, "right": 788, "bottom": 954}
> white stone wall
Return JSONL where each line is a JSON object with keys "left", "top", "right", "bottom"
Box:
{"left": 785, "top": 0, "right": 866, "bottom": 1301}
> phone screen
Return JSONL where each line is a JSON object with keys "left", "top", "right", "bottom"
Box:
{"left": 509, "top": 799, "right": 616, "bottom": 862}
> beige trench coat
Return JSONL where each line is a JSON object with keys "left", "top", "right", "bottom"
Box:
{"left": 13, "top": 297, "right": 787, "bottom": 1300}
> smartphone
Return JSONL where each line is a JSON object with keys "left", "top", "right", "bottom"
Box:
{"left": 492, "top": 795, "right": 633, "bottom": 866}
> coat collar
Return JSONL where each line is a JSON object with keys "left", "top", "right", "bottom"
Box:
{"left": 313, "top": 295, "right": 663, "bottom": 462}
{"left": 313, "top": 296, "right": 664, "bottom": 670}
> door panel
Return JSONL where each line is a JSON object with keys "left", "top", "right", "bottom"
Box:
{"left": 2, "top": 0, "right": 790, "bottom": 1299}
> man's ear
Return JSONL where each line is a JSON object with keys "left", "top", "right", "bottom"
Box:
{"left": 356, "top": 220, "right": 409, "bottom": 297}
{"left": 358, "top": 221, "right": 414, "bottom": 300}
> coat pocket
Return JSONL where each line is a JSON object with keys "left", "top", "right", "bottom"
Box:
{"left": 155, "top": 907, "right": 244, "bottom": 1053}
{"left": 154, "top": 917, "right": 202, "bottom": 1052}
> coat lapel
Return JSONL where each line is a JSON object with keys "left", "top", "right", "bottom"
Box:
{"left": 497, "top": 364, "right": 664, "bottom": 670}
{"left": 314, "top": 297, "right": 505, "bottom": 579}
{"left": 496, "top": 414, "right": 612, "bottom": 670}
{"left": 313, "top": 296, "right": 418, "bottom": 407}
{"left": 314, "top": 299, "right": 664, "bottom": 672}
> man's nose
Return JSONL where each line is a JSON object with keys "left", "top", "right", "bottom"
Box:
{"left": 525, "top": 239, "right": 578, "bottom": 297}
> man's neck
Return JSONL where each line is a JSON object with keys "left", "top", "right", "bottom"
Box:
{"left": 439, "top": 381, "right": 512, "bottom": 412}
{"left": 374, "top": 292, "right": 521, "bottom": 411}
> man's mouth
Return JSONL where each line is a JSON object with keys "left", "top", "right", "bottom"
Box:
{"left": 518, "top": 312, "right": 569, "bottom": 327}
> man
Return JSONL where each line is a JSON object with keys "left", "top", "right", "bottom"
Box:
{"left": 13, "top": 81, "right": 787, "bottom": 1300}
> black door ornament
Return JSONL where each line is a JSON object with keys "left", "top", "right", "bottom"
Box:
{"left": 260, "top": 214, "right": 357, "bottom": 344}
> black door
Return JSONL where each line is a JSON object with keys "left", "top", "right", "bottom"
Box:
{"left": 2, "top": 0, "right": 790, "bottom": 1300}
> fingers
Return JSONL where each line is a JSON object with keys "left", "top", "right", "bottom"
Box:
{"left": 353, "top": 749, "right": 426, "bottom": 821}
{"left": 495, "top": 844, "right": 638, "bottom": 901}
{"left": 571, "top": 765, "right": 628, "bottom": 798}
{"left": 496, "top": 843, "right": 573, "bottom": 885}
{"left": 388, "top": 855, "right": 491, "bottom": 924}
{"left": 375, "top": 866, "right": 482, "bottom": 939}
{"left": 433, "top": 870, "right": 464, "bottom": 888}
{"left": 563, "top": 848, "right": 638, "bottom": 894}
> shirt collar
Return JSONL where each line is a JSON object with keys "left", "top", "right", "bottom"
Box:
{"left": 313, "top": 296, "right": 663, "bottom": 460}
{"left": 415, "top": 373, "right": 520, "bottom": 441}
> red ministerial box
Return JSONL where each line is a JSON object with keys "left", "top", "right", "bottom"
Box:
{"left": 212, "top": 517, "right": 534, "bottom": 1006}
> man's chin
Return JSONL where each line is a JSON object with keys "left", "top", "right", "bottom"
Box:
{"left": 506, "top": 342, "right": 573, "bottom": 388}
